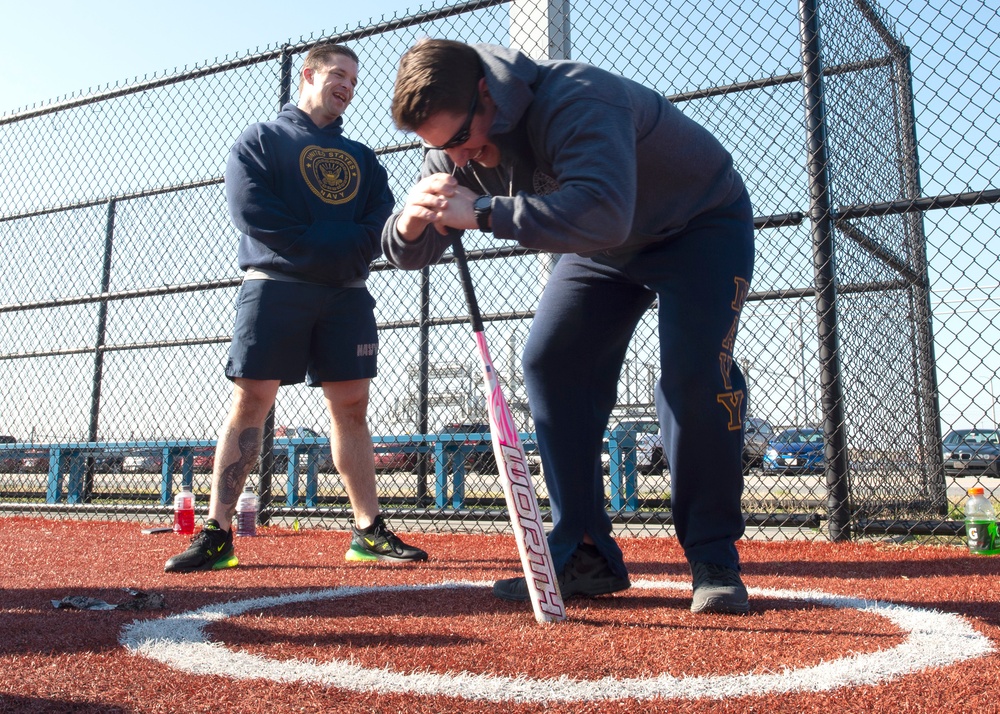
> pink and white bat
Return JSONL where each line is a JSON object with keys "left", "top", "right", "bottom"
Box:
{"left": 473, "top": 331, "right": 566, "bottom": 623}
{"left": 451, "top": 237, "right": 565, "bottom": 624}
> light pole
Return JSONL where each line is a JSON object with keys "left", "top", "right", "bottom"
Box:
{"left": 989, "top": 375, "right": 999, "bottom": 425}
{"left": 800, "top": 302, "right": 810, "bottom": 423}
{"left": 740, "top": 357, "right": 755, "bottom": 403}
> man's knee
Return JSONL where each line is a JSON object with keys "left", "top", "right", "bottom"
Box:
{"left": 522, "top": 333, "right": 560, "bottom": 385}
{"left": 322, "top": 380, "right": 371, "bottom": 421}
{"left": 230, "top": 379, "right": 279, "bottom": 423}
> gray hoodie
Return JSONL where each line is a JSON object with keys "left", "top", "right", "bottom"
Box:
{"left": 382, "top": 44, "right": 745, "bottom": 269}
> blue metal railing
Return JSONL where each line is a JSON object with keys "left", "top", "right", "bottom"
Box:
{"left": 0, "top": 427, "right": 644, "bottom": 512}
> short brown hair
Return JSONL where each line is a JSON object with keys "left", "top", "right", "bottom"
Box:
{"left": 298, "top": 43, "right": 359, "bottom": 93}
{"left": 391, "top": 39, "right": 483, "bottom": 131}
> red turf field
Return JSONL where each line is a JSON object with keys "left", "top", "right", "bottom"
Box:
{"left": 1, "top": 516, "right": 998, "bottom": 713}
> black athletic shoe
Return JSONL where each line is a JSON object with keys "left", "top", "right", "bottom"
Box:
{"left": 345, "top": 515, "right": 428, "bottom": 563}
{"left": 690, "top": 561, "right": 749, "bottom": 614}
{"left": 164, "top": 520, "right": 238, "bottom": 573}
{"left": 493, "top": 543, "right": 631, "bottom": 602}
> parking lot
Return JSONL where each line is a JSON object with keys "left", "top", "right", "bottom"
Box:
{"left": 1, "top": 457, "right": 997, "bottom": 528}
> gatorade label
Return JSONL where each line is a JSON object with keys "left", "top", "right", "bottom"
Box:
{"left": 967, "top": 520, "right": 1000, "bottom": 555}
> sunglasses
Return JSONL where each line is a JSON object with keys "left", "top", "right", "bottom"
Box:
{"left": 422, "top": 91, "right": 479, "bottom": 151}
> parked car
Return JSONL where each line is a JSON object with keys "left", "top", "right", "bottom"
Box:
{"left": 92, "top": 450, "right": 125, "bottom": 473}
{"left": 18, "top": 448, "right": 120, "bottom": 474}
{"left": 763, "top": 426, "right": 825, "bottom": 474}
{"left": 942, "top": 428, "right": 999, "bottom": 455}
{"left": 0, "top": 435, "right": 21, "bottom": 472}
{"left": 191, "top": 446, "right": 215, "bottom": 474}
{"left": 626, "top": 417, "right": 774, "bottom": 474}
{"left": 313, "top": 449, "right": 337, "bottom": 473}
{"left": 274, "top": 426, "right": 323, "bottom": 440}
{"left": 122, "top": 451, "right": 163, "bottom": 473}
{"left": 271, "top": 426, "right": 336, "bottom": 472}
{"left": 374, "top": 443, "right": 422, "bottom": 472}
{"left": 20, "top": 448, "right": 50, "bottom": 473}
{"left": 439, "top": 422, "right": 496, "bottom": 473}
{"left": 743, "top": 417, "right": 775, "bottom": 467}
{"left": 608, "top": 420, "right": 663, "bottom": 474}
{"left": 943, "top": 427, "right": 1000, "bottom": 478}
{"left": 942, "top": 429, "right": 965, "bottom": 453}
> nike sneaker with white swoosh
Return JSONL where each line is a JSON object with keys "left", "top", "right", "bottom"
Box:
{"left": 164, "top": 520, "right": 238, "bottom": 573}
{"left": 345, "top": 515, "right": 428, "bottom": 562}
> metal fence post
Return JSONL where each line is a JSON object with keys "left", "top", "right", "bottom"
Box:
{"left": 896, "top": 46, "right": 948, "bottom": 514}
{"left": 800, "top": 0, "right": 851, "bottom": 541}
{"left": 415, "top": 266, "right": 431, "bottom": 505}
{"left": 258, "top": 46, "right": 295, "bottom": 524}
{"left": 83, "top": 198, "right": 117, "bottom": 503}
{"left": 853, "top": 0, "right": 948, "bottom": 517}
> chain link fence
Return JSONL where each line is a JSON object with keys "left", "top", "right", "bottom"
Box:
{"left": 1, "top": 0, "right": 997, "bottom": 542}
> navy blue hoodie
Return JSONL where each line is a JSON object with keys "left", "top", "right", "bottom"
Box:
{"left": 383, "top": 44, "right": 745, "bottom": 269}
{"left": 227, "top": 103, "right": 394, "bottom": 286}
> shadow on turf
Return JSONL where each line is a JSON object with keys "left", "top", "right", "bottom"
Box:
{"left": 0, "top": 694, "right": 127, "bottom": 713}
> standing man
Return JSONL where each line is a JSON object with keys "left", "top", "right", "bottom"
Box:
{"left": 383, "top": 39, "right": 753, "bottom": 613}
{"left": 166, "top": 43, "right": 427, "bottom": 573}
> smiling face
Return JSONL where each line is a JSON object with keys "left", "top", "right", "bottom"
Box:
{"left": 414, "top": 81, "right": 502, "bottom": 168}
{"left": 298, "top": 54, "right": 358, "bottom": 128}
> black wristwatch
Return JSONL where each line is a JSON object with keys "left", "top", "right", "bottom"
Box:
{"left": 473, "top": 195, "right": 493, "bottom": 233}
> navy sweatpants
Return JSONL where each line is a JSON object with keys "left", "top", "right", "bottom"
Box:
{"left": 522, "top": 190, "right": 755, "bottom": 577}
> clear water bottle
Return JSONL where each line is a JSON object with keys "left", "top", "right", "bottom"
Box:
{"left": 964, "top": 487, "right": 999, "bottom": 555}
{"left": 235, "top": 489, "right": 258, "bottom": 537}
{"left": 172, "top": 489, "right": 195, "bottom": 535}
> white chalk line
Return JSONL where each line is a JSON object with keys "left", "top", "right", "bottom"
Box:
{"left": 119, "top": 579, "right": 994, "bottom": 703}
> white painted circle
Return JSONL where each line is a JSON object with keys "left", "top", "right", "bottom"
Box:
{"left": 120, "top": 579, "right": 994, "bottom": 703}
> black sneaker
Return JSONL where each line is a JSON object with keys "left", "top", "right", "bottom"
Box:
{"left": 164, "top": 520, "right": 238, "bottom": 573}
{"left": 345, "top": 515, "right": 428, "bottom": 563}
{"left": 493, "top": 543, "right": 631, "bottom": 601}
{"left": 690, "top": 561, "right": 749, "bottom": 614}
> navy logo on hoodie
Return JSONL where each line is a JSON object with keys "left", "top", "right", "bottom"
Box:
{"left": 300, "top": 146, "right": 360, "bottom": 204}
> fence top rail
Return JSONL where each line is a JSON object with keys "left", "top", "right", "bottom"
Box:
{"left": 0, "top": 0, "right": 510, "bottom": 125}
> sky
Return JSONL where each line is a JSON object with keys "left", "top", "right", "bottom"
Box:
{"left": 1, "top": 0, "right": 996, "bottom": 438}
{"left": 0, "top": 0, "right": 424, "bottom": 115}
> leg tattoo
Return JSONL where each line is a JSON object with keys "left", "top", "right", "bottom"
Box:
{"left": 217, "top": 427, "right": 261, "bottom": 520}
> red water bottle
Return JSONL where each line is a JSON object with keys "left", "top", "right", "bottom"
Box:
{"left": 173, "top": 489, "right": 195, "bottom": 535}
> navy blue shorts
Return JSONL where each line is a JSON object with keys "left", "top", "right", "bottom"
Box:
{"left": 225, "top": 280, "right": 378, "bottom": 387}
